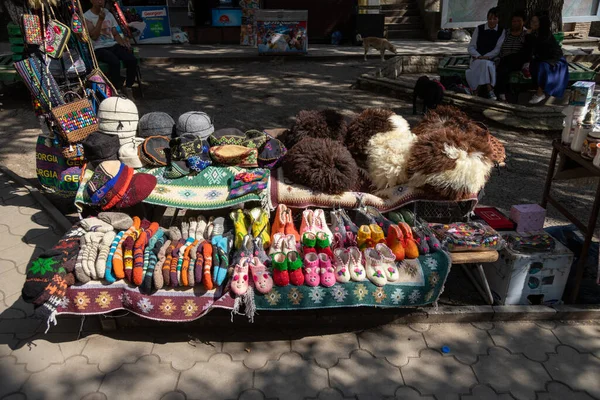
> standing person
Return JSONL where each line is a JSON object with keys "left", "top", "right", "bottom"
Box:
{"left": 523, "top": 13, "right": 569, "bottom": 104}
{"left": 495, "top": 10, "right": 528, "bottom": 102}
{"left": 84, "top": 0, "right": 137, "bottom": 99}
{"left": 465, "top": 7, "right": 506, "bottom": 100}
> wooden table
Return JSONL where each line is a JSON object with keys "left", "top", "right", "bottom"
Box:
{"left": 451, "top": 250, "right": 499, "bottom": 305}
{"left": 541, "top": 140, "right": 600, "bottom": 303}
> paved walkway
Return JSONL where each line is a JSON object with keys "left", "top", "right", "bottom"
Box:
{"left": 1, "top": 165, "right": 600, "bottom": 400}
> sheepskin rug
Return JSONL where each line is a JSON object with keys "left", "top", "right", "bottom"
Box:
{"left": 346, "top": 108, "right": 400, "bottom": 168}
{"left": 366, "top": 114, "right": 416, "bottom": 190}
{"left": 284, "top": 109, "right": 347, "bottom": 149}
{"left": 282, "top": 137, "right": 358, "bottom": 195}
{"left": 406, "top": 127, "right": 494, "bottom": 200}
{"left": 412, "top": 105, "right": 484, "bottom": 136}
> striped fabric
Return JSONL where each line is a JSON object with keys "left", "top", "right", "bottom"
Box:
{"left": 500, "top": 31, "right": 526, "bottom": 58}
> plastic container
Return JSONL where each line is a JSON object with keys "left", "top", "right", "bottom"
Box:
{"left": 571, "top": 123, "right": 589, "bottom": 152}
{"left": 581, "top": 128, "right": 600, "bottom": 160}
{"left": 561, "top": 105, "right": 575, "bottom": 144}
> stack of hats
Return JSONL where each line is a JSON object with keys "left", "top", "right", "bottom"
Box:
{"left": 82, "top": 131, "right": 120, "bottom": 168}
{"left": 137, "top": 112, "right": 175, "bottom": 168}
{"left": 97, "top": 97, "right": 143, "bottom": 169}
{"left": 84, "top": 160, "right": 157, "bottom": 210}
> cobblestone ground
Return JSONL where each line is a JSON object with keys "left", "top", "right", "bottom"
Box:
{"left": 1, "top": 154, "right": 600, "bottom": 400}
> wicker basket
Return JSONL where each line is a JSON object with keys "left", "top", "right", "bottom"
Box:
{"left": 51, "top": 94, "right": 98, "bottom": 143}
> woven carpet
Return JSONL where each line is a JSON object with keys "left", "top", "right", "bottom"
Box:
{"left": 252, "top": 251, "right": 451, "bottom": 310}
{"left": 75, "top": 166, "right": 270, "bottom": 211}
{"left": 270, "top": 168, "right": 478, "bottom": 212}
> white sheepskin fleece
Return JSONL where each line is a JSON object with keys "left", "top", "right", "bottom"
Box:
{"left": 408, "top": 143, "right": 492, "bottom": 195}
{"left": 367, "top": 115, "right": 417, "bottom": 190}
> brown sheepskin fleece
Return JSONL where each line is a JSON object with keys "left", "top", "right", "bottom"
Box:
{"left": 406, "top": 126, "right": 494, "bottom": 200}
{"left": 346, "top": 108, "right": 395, "bottom": 168}
{"left": 282, "top": 137, "right": 358, "bottom": 195}
{"left": 412, "top": 105, "right": 485, "bottom": 137}
{"left": 285, "top": 109, "right": 348, "bottom": 148}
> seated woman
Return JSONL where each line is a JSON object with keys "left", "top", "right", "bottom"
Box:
{"left": 495, "top": 10, "right": 528, "bottom": 102}
{"left": 465, "top": 7, "right": 506, "bottom": 100}
{"left": 523, "top": 13, "right": 569, "bottom": 104}
{"left": 84, "top": 0, "right": 137, "bottom": 99}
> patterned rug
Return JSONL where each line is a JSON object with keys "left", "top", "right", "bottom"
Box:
{"left": 271, "top": 168, "right": 478, "bottom": 212}
{"left": 57, "top": 281, "right": 236, "bottom": 322}
{"left": 75, "top": 166, "right": 270, "bottom": 211}
{"left": 253, "top": 251, "right": 451, "bottom": 310}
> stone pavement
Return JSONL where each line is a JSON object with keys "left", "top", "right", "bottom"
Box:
{"left": 1, "top": 164, "right": 600, "bottom": 400}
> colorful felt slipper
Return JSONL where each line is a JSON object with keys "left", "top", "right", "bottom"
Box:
{"left": 230, "top": 209, "right": 249, "bottom": 250}
{"left": 303, "top": 252, "right": 320, "bottom": 287}
{"left": 398, "top": 222, "right": 419, "bottom": 259}
{"left": 318, "top": 253, "right": 336, "bottom": 288}
{"left": 249, "top": 257, "right": 273, "bottom": 294}
{"left": 369, "top": 224, "right": 386, "bottom": 245}
{"left": 413, "top": 227, "right": 430, "bottom": 255}
{"left": 424, "top": 227, "right": 442, "bottom": 252}
{"left": 376, "top": 243, "right": 400, "bottom": 282}
{"left": 400, "top": 208, "right": 415, "bottom": 226}
{"left": 231, "top": 258, "right": 250, "bottom": 296}
{"left": 214, "top": 247, "right": 229, "bottom": 287}
{"left": 249, "top": 207, "right": 271, "bottom": 248}
{"left": 364, "top": 248, "right": 387, "bottom": 287}
{"left": 283, "top": 234, "right": 297, "bottom": 255}
{"left": 347, "top": 247, "right": 366, "bottom": 281}
{"left": 272, "top": 252, "right": 290, "bottom": 286}
{"left": 316, "top": 232, "right": 333, "bottom": 258}
{"left": 302, "top": 232, "right": 317, "bottom": 255}
{"left": 388, "top": 211, "right": 405, "bottom": 225}
{"left": 284, "top": 208, "right": 301, "bottom": 242}
{"left": 270, "top": 204, "right": 287, "bottom": 244}
{"left": 312, "top": 208, "right": 333, "bottom": 238}
{"left": 287, "top": 251, "right": 304, "bottom": 286}
{"left": 269, "top": 232, "right": 285, "bottom": 255}
{"left": 299, "top": 209, "right": 315, "bottom": 236}
{"left": 231, "top": 234, "right": 254, "bottom": 268}
{"left": 338, "top": 209, "right": 359, "bottom": 236}
{"left": 253, "top": 237, "right": 270, "bottom": 265}
{"left": 330, "top": 210, "right": 348, "bottom": 245}
{"left": 357, "top": 225, "right": 372, "bottom": 250}
{"left": 333, "top": 248, "right": 351, "bottom": 283}
{"left": 386, "top": 225, "right": 405, "bottom": 261}
{"left": 365, "top": 206, "right": 394, "bottom": 233}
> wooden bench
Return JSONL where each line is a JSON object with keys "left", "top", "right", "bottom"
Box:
{"left": 438, "top": 55, "right": 596, "bottom": 87}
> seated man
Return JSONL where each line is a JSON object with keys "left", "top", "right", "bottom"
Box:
{"left": 84, "top": 0, "right": 137, "bottom": 99}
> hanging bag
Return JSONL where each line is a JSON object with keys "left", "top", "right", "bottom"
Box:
{"left": 42, "top": 19, "right": 71, "bottom": 59}
{"left": 23, "top": 14, "right": 43, "bottom": 45}
{"left": 51, "top": 91, "right": 98, "bottom": 143}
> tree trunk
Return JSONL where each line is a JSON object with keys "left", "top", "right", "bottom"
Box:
{"left": 497, "top": 0, "right": 564, "bottom": 32}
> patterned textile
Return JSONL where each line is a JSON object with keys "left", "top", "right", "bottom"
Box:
{"left": 75, "top": 166, "right": 271, "bottom": 211}
{"left": 57, "top": 281, "right": 235, "bottom": 322}
{"left": 254, "top": 251, "right": 450, "bottom": 310}
{"left": 271, "top": 168, "right": 478, "bottom": 213}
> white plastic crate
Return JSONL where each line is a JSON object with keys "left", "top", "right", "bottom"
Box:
{"left": 483, "top": 233, "right": 574, "bottom": 305}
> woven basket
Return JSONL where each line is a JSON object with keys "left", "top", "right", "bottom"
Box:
{"left": 51, "top": 93, "right": 98, "bottom": 143}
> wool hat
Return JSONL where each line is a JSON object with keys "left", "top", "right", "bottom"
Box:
{"left": 209, "top": 128, "right": 246, "bottom": 147}
{"left": 175, "top": 112, "right": 214, "bottom": 139}
{"left": 82, "top": 131, "right": 120, "bottom": 167}
{"left": 86, "top": 161, "right": 123, "bottom": 205}
{"left": 98, "top": 212, "right": 134, "bottom": 231}
{"left": 138, "top": 112, "right": 175, "bottom": 138}
{"left": 100, "top": 164, "right": 134, "bottom": 210}
{"left": 115, "top": 173, "right": 157, "bottom": 209}
{"left": 97, "top": 97, "right": 139, "bottom": 145}
{"left": 138, "top": 136, "right": 170, "bottom": 167}
{"left": 119, "top": 137, "right": 145, "bottom": 169}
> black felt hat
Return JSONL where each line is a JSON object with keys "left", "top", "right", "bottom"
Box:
{"left": 82, "top": 131, "right": 120, "bottom": 167}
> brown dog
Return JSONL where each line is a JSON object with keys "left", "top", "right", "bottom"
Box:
{"left": 356, "top": 34, "right": 398, "bottom": 61}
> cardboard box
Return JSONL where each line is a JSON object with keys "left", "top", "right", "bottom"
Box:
{"left": 570, "top": 81, "right": 596, "bottom": 107}
{"left": 484, "top": 232, "right": 573, "bottom": 305}
{"left": 510, "top": 204, "right": 546, "bottom": 233}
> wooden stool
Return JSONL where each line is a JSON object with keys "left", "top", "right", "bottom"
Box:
{"left": 451, "top": 250, "right": 499, "bottom": 305}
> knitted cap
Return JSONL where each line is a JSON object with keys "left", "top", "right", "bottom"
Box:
{"left": 209, "top": 128, "right": 246, "bottom": 147}
{"left": 100, "top": 164, "right": 134, "bottom": 210}
{"left": 115, "top": 173, "right": 157, "bottom": 209}
{"left": 139, "top": 136, "right": 170, "bottom": 167}
{"left": 98, "top": 212, "right": 134, "bottom": 231}
{"left": 86, "top": 161, "right": 123, "bottom": 205}
{"left": 82, "top": 131, "right": 120, "bottom": 167}
{"left": 138, "top": 112, "right": 175, "bottom": 138}
{"left": 118, "top": 138, "right": 145, "bottom": 169}
{"left": 175, "top": 112, "right": 214, "bottom": 139}
{"left": 98, "top": 97, "right": 139, "bottom": 145}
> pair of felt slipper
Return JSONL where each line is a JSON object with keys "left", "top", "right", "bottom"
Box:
{"left": 332, "top": 246, "right": 366, "bottom": 283}
{"left": 303, "top": 252, "right": 336, "bottom": 287}
{"left": 364, "top": 243, "right": 401, "bottom": 286}
{"left": 230, "top": 208, "right": 271, "bottom": 250}
{"left": 387, "top": 223, "right": 420, "bottom": 260}
{"left": 272, "top": 251, "right": 304, "bottom": 286}
{"left": 230, "top": 256, "right": 274, "bottom": 295}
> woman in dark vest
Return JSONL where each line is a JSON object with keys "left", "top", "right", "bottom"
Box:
{"left": 465, "top": 7, "right": 506, "bottom": 100}
{"left": 523, "top": 13, "right": 569, "bottom": 104}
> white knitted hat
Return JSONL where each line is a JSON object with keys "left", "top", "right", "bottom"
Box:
{"left": 98, "top": 97, "right": 139, "bottom": 145}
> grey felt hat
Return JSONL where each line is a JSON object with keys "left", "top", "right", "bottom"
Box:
{"left": 175, "top": 111, "right": 214, "bottom": 139}
{"left": 138, "top": 112, "right": 175, "bottom": 138}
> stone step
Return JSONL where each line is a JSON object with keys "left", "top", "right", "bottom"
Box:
{"left": 386, "top": 29, "right": 426, "bottom": 39}
{"left": 385, "top": 22, "right": 423, "bottom": 30}
{"left": 385, "top": 15, "right": 421, "bottom": 24}
{"left": 381, "top": 3, "right": 419, "bottom": 11}
{"left": 380, "top": 0, "right": 415, "bottom": 5}
{"left": 382, "top": 8, "right": 421, "bottom": 17}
